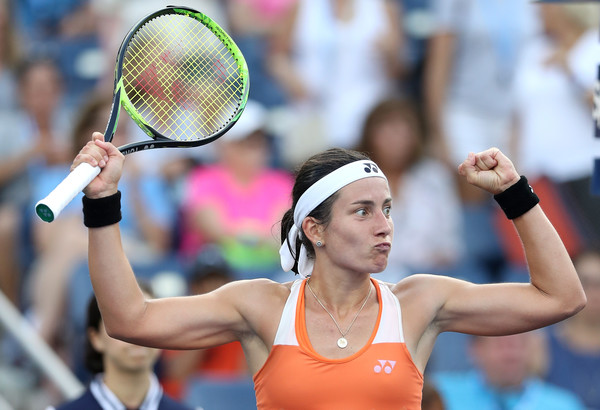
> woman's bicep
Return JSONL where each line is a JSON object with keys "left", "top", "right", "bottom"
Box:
{"left": 436, "top": 280, "right": 570, "bottom": 336}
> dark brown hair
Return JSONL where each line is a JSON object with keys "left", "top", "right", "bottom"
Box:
{"left": 84, "top": 281, "right": 154, "bottom": 374}
{"left": 280, "top": 148, "right": 370, "bottom": 274}
{"left": 0, "top": 0, "right": 20, "bottom": 69}
{"left": 422, "top": 381, "right": 445, "bottom": 410}
{"left": 355, "top": 98, "right": 425, "bottom": 171}
{"left": 71, "top": 90, "right": 113, "bottom": 157}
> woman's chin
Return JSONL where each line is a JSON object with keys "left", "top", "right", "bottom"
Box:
{"left": 371, "top": 261, "right": 388, "bottom": 274}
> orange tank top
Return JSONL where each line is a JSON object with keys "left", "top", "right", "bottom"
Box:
{"left": 253, "top": 278, "right": 423, "bottom": 409}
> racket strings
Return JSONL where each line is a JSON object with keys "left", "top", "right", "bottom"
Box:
{"left": 128, "top": 17, "right": 239, "bottom": 139}
{"left": 122, "top": 13, "right": 245, "bottom": 141}
{"left": 129, "top": 19, "right": 240, "bottom": 137}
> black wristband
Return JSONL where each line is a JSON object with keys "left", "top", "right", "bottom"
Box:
{"left": 82, "top": 191, "right": 122, "bottom": 228}
{"left": 493, "top": 176, "right": 539, "bottom": 219}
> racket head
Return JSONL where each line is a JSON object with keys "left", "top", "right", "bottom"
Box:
{"left": 106, "top": 6, "right": 249, "bottom": 152}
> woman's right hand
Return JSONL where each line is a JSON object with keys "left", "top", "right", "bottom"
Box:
{"left": 72, "top": 132, "right": 125, "bottom": 199}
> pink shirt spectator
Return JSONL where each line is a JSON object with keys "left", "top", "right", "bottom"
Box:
{"left": 180, "top": 164, "right": 293, "bottom": 272}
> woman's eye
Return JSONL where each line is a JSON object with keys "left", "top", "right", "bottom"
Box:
{"left": 356, "top": 209, "right": 367, "bottom": 217}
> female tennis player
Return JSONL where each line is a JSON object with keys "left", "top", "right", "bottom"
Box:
{"left": 75, "top": 132, "right": 586, "bottom": 409}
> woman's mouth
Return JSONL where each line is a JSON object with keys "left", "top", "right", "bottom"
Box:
{"left": 375, "top": 242, "right": 391, "bottom": 252}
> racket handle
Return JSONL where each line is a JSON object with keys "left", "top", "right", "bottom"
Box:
{"left": 35, "top": 162, "right": 101, "bottom": 222}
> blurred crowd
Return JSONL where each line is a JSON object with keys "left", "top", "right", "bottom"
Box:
{"left": 0, "top": 0, "right": 599, "bottom": 409}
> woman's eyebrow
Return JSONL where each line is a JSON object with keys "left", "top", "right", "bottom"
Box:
{"left": 350, "top": 197, "right": 392, "bottom": 206}
{"left": 350, "top": 199, "right": 375, "bottom": 206}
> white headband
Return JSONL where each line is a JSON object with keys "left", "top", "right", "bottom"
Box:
{"left": 279, "top": 160, "right": 387, "bottom": 278}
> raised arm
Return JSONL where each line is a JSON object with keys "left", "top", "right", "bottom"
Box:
{"left": 73, "top": 133, "right": 266, "bottom": 350}
{"left": 433, "top": 148, "right": 587, "bottom": 335}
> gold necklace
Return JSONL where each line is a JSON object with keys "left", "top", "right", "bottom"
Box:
{"left": 306, "top": 279, "right": 372, "bottom": 349}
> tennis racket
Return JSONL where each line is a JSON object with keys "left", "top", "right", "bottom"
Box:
{"left": 35, "top": 5, "right": 249, "bottom": 222}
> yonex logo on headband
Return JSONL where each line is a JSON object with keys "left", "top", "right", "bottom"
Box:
{"left": 363, "top": 162, "right": 380, "bottom": 174}
{"left": 279, "top": 160, "right": 388, "bottom": 278}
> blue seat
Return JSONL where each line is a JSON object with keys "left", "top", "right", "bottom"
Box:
{"left": 184, "top": 376, "right": 257, "bottom": 410}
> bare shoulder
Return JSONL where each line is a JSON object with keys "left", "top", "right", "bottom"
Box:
{"left": 391, "top": 273, "right": 463, "bottom": 292}
{"left": 219, "top": 278, "right": 296, "bottom": 351}
{"left": 218, "top": 278, "right": 295, "bottom": 325}
{"left": 388, "top": 273, "right": 439, "bottom": 293}
{"left": 386, "top": 275, "right": 466, "bottom": 351}
{"left": 387, "top": 274, "right": 467, "bottom": 311}
{"left": 218, "top": 278, "right": 294, "bottom": 305}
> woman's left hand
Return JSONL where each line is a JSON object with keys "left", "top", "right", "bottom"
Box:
{"left": 458, "top": 148, "right": 520, "bottom": 195}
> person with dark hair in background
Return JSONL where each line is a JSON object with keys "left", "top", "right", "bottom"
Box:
{"left": 48, "top": 285, "right": 192, "bottom": 410}
{"left": 354, "top": 97, "right": 463, "bottom": 282}
{"left": 1, "top": 56, "right": 71, "bottom": 247}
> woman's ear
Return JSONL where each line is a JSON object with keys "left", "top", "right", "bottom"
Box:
{"left": 302, "top": 216, "right": 323, "bottom": 246}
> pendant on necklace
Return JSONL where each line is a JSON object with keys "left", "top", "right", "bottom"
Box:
{"left": 337, "top": 337, "right": 348, "bottom": 349}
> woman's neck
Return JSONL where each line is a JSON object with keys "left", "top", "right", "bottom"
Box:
{"left": 103, "top": 371, "right": 152, "bottom": 408}
{"left": 307, "top": 271, "right": 373, "bottom": 316}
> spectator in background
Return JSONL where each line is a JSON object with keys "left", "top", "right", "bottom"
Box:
{"left": 0, "top": 0, "right": 25, "bottom": 306}
{"left": 424, "top": 0, "right": 539, "bottom": 167}
{"left": 269, "top": 0, "right": 403, "bottom": 166}
{"left": 13, "top": 0, "right": 104, "bottom": 108}
{"left": 48, "top": 285, "right": 192, "bottom": 410}
{"left": 29, "top": 90, "right": 175, "bottom": 349}
{"left": 1, "top": 55, "right": 73, "bottom": 314}
{"left": 0, "top": 0, "right": 20, "bottom": 112}
{"left": 160, "top": 245, "right": 247, "bottom": 401}
{"left": 539, "top": 248, "right": 600, "bottom": 409}
{"left": 179, "top": 100, "right": 293, "bottom": 280}
{"left": 225, "top": 0, "right": 294, "bottom": 108}
{"left": 354, "top": 98, "right": 463, "bottom": 283}
{"left": 424, "top": 0, "right": 540, "bottom": 285}
{"left": 14, "top": 0, "right": 93, "bottom": 43}
{"left": 16, "top": 56, "right": 73, "bottom": 173}
{"left": 432, "top": 333, "right": 586, "bottom": 410}
{"left": 510, "top": 4, "right": 600, "bottom": 250}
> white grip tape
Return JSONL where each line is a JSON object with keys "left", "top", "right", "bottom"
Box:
{"left": 35, "top": 162, "right": 101, "bottom": 222}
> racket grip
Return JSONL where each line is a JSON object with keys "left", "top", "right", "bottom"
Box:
{"left": 35, "top": 162, "right": 101, "bottom": 223}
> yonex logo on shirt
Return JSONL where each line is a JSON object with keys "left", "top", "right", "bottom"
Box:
{"left": 374, "top": 360, "right": 396, "bottom": 374}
